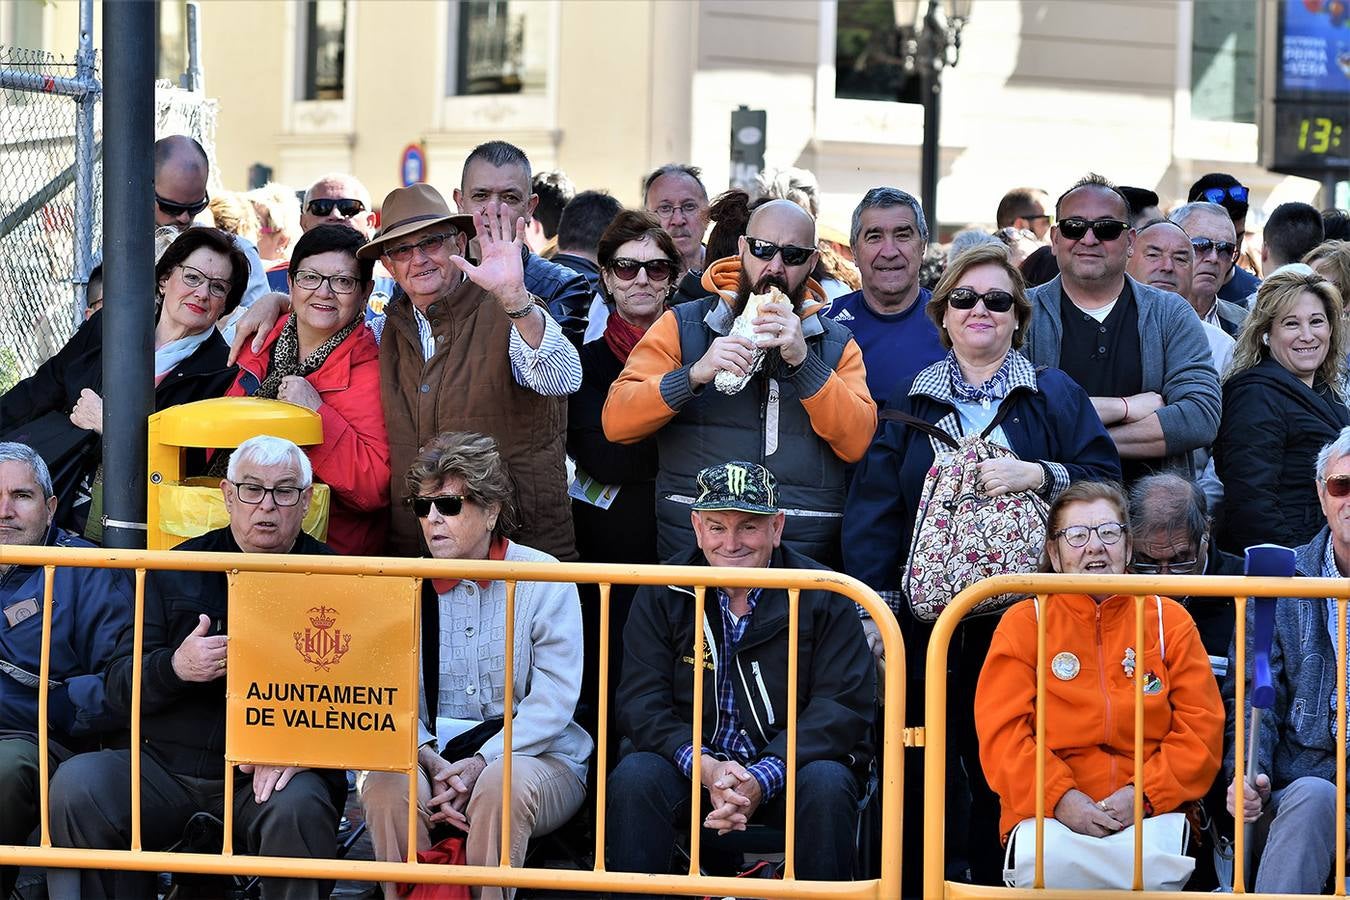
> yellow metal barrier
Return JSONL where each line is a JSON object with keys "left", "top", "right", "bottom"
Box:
{"left": 0, "top": 545, "right": 904, "bottom": 899}
{"left": 922, "top": 572, "right": 1350, "bottom": 899}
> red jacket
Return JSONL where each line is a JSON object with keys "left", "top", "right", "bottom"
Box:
{"left": 227, "top": 315, "right": 390, "bottom": 555}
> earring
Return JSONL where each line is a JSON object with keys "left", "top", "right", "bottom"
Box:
{"left": 1262, "top": 333, "right": 1270, "bottom": 346}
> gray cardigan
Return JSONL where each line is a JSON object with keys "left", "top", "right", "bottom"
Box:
{"left": 1022, "top": 274, "right": 1221, "bottom": 466}
{"left": 1223, "top": 528, "right": 1347, "bottom": 799}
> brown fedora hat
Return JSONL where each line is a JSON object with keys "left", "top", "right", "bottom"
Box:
{"left": 357, "top": 183, "right": 476, "bottom": 260}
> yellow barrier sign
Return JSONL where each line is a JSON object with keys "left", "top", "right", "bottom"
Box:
{"left": 225, "top": 571, "right": 421, "bottom": 772}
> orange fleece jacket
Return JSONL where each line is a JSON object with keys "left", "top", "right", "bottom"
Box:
{"left": 975, "top": 593, "right": 1223, "bottom": 840}
{"left": 601, "top": 257, "right": 876, "bottom": 462}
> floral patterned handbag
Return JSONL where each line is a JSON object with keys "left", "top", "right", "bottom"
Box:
{"left": 883, "top": 406, "right": 1049, "bottom": 622}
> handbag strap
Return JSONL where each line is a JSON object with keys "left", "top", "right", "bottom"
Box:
{"left": 878, "top": 409, "right": 959, "bottom": 449}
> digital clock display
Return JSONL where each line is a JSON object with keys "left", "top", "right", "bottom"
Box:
{"left": 1271, "top": 103, "right": 1350, "bottom": 172}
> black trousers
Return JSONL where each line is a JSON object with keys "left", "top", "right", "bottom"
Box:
{"left": 46, "top": 748, "right": 338, "bottom": 900}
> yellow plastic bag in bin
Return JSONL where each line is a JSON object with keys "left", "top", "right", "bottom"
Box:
{"left": 157, "top": 477, "right": 330, "bottom": 543}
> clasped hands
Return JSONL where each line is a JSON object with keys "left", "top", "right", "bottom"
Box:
{"left": 1053, "top": 786, "right": 1138, "bottom": 837}
{"left": 421, "top": 744, "right": 487, "bottom": 831}
{"left": 699, "top": 756, "right": 764, "bottom": 835}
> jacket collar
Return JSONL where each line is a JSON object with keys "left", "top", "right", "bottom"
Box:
{"left": 698, "top": 257, "right": 827, "bottom": 339}
{"left": 909, "top": 350, "right": 1039, "bottom": 403}
{"left": 1295, "top": 527, "right": 1334, "bottom": 578}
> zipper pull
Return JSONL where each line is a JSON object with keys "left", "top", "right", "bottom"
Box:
{"left": 981, "top": 396, "right": 990, "bottom": 410}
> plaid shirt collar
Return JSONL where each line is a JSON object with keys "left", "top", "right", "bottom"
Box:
{"left": 909, "top": 349, "right": 1039, "bottom": 404}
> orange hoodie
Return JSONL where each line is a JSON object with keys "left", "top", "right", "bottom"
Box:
{"left": 601, "top": 256, "right": 876, "bottom": 462}
{"left": 975, "top": 592, "right": 1223, "bottom": 840}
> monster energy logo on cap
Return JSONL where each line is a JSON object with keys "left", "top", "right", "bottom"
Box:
{"left": 691, "top": 460, "right": 778, "bottom": 514}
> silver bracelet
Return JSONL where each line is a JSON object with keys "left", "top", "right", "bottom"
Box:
{"left": 505, "top": 297, "right": 537, "bottom": 319}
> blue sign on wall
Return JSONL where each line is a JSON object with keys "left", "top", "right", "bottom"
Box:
{"left": 1280, "top": 0, "right": 1350, "bottom": 96}
{"left": 400, "top": 144, "right": 427, "bottom": 187}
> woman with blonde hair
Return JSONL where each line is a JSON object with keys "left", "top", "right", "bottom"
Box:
{"left": 1304, "top": 239, "right": 1350, "bottom": 308}
{"left": 1214, "top": 268, "right": 1349, "bottom": 552}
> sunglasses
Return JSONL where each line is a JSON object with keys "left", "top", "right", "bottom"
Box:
{"left": 1199, "top": 185, "right": 1249, "bottom": 206}
{"left": 609, "top": 257, "right": 677, "bottom": 282}
{"left": 385, "top": 232, "right": 453, "bottom": 263}
{"left": 411, "top": 494, "right": 466, "bottom": 518}
{"left": 1190, "top": 237, "right": 1238, "bottom": 259}
{"left": 946, "top": 287, "right": 1016, "bottom": 313}
{"left": 745, "top": 237, "right": 815, "bottom": 267}
{"left": 306, "top": 197, "right": 367, "bottom": 218}
{"left": 1057, "top": 217, "right": 1130, "bottom": 242}
{"left": 155, "top": 192, "right": 210, "bottom": 217}
{"left": 1322, "top": 475, "right": 1350, "bottom": 498}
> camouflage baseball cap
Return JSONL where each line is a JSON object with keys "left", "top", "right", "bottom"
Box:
{"left": 692, "top": 461, "right": 778, "bottom": 514}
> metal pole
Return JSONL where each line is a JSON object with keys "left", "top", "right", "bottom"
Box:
{"left": 72, "top": 0, "right": 100, "bottom": 327}
{"left": 101, "top": 0, "right": 156, "bottom": 550}
{"left": 182, "top": 1, "right": 203, "bottom": 94}
{"left": 918, "top": 0, "right": 942, "bottom": 234}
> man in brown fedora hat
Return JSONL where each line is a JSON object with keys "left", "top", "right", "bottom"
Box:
{"left": 229, "top": 181, "right": 581, "bottom": 560}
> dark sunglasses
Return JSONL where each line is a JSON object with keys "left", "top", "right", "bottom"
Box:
{"left": 1190, "top": 237, "right": 1238, "bottom": 258}
{"left": 155, "top": 192, "right": 210, "bottom": 217}
{"left": 1057, "top": 217, "right": 1130, "bottom": 242}
{"left": 945, "top": 287, "right": 1016, "bottom": 313}
{"left": 306, "top": 197, "right": 366, "bottom": 218}
{"left": 745, "top": 237, "right": 815, "bottom": 266}
{"left": 411, "top": 494, "right": 466, "bottom": 518}
{"left": 1199, "top": 185, "right": 1249, "bottom": 206}
{"left": 1321, "top": 475, "right": 1350, "bottom": 499}
{"left": 609, "top": 257, "right": 677, "bottom": 282}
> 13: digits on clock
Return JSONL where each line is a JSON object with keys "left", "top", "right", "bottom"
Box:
{"left": 1297, "top": 116, "right": 1345, "bottom": 154}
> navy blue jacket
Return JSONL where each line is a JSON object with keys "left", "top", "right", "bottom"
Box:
{"left": 0, "top": 527, "right": 132, "bottom": 756}
{"left": 524, "top": 250, "right": 593, "bottom": 344}
{"left": 843, "top": 360, "right": 1121, "bottom": 598}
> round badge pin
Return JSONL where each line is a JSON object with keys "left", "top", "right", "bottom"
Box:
{"left": 1051, "top": 651, "right": 1080, "bottom": 681}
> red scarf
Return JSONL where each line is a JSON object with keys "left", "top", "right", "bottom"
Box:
{"left": 603, "top": 312, "right": 649, "bottom": 363}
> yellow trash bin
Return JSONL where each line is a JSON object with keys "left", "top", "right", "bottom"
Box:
{"left": 148, "top": 397, "right": 325, "bottom": 550}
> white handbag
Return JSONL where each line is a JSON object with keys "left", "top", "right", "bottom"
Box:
{"left": 1003, "top": 812, "right": 1194, "bottom": 891}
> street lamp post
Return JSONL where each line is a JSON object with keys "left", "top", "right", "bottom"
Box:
{"left": 895, "top": 0, "right": 972, "bottom": 234}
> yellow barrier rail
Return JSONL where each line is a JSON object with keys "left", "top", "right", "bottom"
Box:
{"left": 923, "top": 572, "right": 1350, "bottom": 899}
{"left": 0, "top": 545, "right": 904, "bottom": 899}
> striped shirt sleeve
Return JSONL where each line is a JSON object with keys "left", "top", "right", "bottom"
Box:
{"left": 508, "top": 307, "right": 583, "bottom": 396}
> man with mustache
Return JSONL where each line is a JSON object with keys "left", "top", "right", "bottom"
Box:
{"left": 603, "top": 199, "right": 876, "bottom": 565}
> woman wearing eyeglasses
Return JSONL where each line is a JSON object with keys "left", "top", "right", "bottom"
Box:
{"left": 357, "top": 432, "right": 590, "bottom": 900}
{"left": 975, "top": 480, "right": 1222, "bottom": 888}
{"left": 0, "top": 228, "right": 243, "bottom": 537}
{"left": 843, "top": 244, "right": 1120, "bottom": 887}
{"left": 223, "top": 224, "right": 390, "bottom": 555}
{"left": 1213, "top": 269, "right": 1349, "bottom": 555}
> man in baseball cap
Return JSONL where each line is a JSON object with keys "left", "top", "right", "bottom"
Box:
{"left": 1187, "top": 173, "right": 1261, "bottom": 303}
{"left": 608, "top": 459, "right": 875, "bottom": 882}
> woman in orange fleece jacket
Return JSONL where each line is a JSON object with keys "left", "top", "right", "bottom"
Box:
{"left": 975, "top": 480, "right": 1223, "bottom": 847}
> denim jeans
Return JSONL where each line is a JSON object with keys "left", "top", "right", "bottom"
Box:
{"left": 605, "top": 750, "right": 861, "bottom": 882}
{"left": 1253, "top": 776, "right": 1337, "bottom": 893}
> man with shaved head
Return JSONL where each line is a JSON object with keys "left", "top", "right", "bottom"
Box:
{"left": 154, "top": 134, "right": 268, "bottom": 307}
{"left": 299, "top": 173, "right": 377, "bottom": 237}
{"left": 604, "top": 199, "right": 876, "bottom": 564}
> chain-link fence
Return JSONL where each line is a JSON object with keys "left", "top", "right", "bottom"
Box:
{"left": 0, "top": 38, "right": 219, "bottom": 393}
{"left": 0, "top": 44, "right": 99, "bottom": 393}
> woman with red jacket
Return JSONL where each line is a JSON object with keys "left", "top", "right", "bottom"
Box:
{"left": 225, "top": 224, "right": 390, "bottom": 554}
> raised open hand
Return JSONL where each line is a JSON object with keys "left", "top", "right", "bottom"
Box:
{"left": 449, "top": 200, "right": 529, "bottom": 311}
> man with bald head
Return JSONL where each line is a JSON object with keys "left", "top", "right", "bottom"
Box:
{"left": 154, "top": 135, "right": 268, "bottom": 307}
{"left": 1128, "top": 219, "right": 1235, "bottom": 373}
{"left": 1169, "top": 201, "right": 1248, "bottom": 335}
{"left": 299, "top": 173, "right": 376, "bottom": 237}
{"left": 1022, "top": 173, "right": 1220, "bottom": 484}
{"left": 604, "top": 199, "right": 875, "bottom": 564}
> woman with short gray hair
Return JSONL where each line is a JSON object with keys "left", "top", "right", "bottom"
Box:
{"left": 357, "top": 432, "right": 589, "bottom": 900}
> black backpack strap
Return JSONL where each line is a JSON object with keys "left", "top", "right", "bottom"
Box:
{"left": 878, "top": 409, "right": 960, "bottom": 449}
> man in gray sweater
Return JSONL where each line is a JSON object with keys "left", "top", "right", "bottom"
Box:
{"left": 1021, "top": 173, "right": 1220, "bottom": 484}
{"left": 1224, "top": 426, "right": 1350, "bottom": 893}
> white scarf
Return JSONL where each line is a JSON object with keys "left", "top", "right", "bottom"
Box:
{"left": 154, "top": 326, "right": 213, "bottom": 381}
